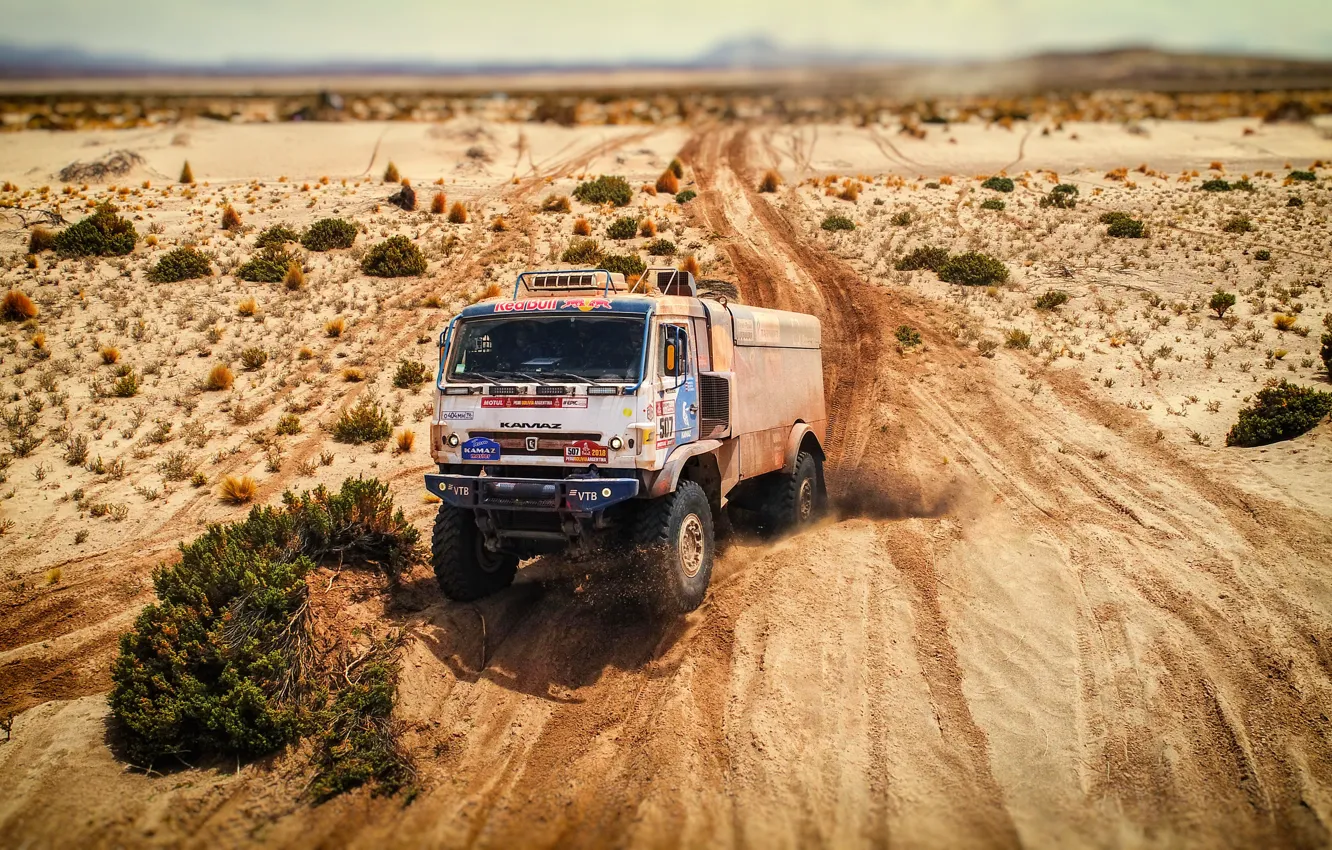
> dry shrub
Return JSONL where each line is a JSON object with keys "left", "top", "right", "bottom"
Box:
{"left": 180, "top": 161, "right": 194, "bottom": 183}
{"left": 447, "top": 202, "right": 468, "bottom": 224}
{"left": 1274, "top": 314, "right": 1298, "bottom": 331}
{"left": 284, "top": 261, "right": 305, "bottom": 291}
{"left": 758, "top": 170, "right": 782, "bottom": 193}
{"left": 2, "top": 289, "right": 38, "bottom": 321}
{"left": 383, "top": 161, "right": 400, "bottom": 183}
{"left": 655, "top": 170, "right": 679, "bottom": 195}
{"left": 639, "top": 219, "right": 657, "bottom": 238}
{"left": 668, "top": 158, "right": 684, "bottom": 178}
{"left": 838, "top": 184, "right": 859, "bottom": 202}
{"left": 204, "top": 364, "right": 234, "bottom": 391}
{"left": 28, "top": 226, "right": 56, "bottom": 253}
{"left": 395, "top": 429, "right": 415, "bottom": 454}
{"left": 679, "top": 254, "right": 700, "bottom": 277}
{"left": 221, "top": 204, "right": 242, "bottom": 231}
{"left": 100, "top": 346, "right": 120, "bottom": 365}
{"left": 491, "top": 216, "right": 507, "bottom": 232}
{"left": 430, "top": 192, "right": 447, "bottom": 214}
{"left": 572, "top": 217, "right": 591, "bottom": 236}
{"left": 326, "top": 317, "right": 345, "bottom": 338}
{"left": 31, "top": 332, "right": 46, "bottom": 350}
{"left": 343, "top": 367, "right": 365, "bottom": 382}
{"left": 237, "top": 297, "right": 258, "bottom": 317}
{"left": 219, "top": 474, "right": 257, "bottom": 504}
{"left": 541, "top": 194, "right": 571, "bottom": 213}
{"left": 298, "top": 346, "right": 314, "bottom": 360}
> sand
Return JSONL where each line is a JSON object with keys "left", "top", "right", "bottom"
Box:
{"left": 1, "top": 112, "right": 1331, "bottom": 849}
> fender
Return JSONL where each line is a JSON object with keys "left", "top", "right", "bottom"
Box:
{"left": 649, "top": 439, "right": 723, "bottom": 498}
{"left": 782, "top": 421, "right": 826, "bottom": 474}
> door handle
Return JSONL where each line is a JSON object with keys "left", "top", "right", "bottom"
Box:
{"left": 687, "top": 404, "right": 698, "bottom": 416}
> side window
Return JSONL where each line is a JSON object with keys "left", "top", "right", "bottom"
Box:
{"left": 691, "top": 317, "right": 711, "bottom": 371}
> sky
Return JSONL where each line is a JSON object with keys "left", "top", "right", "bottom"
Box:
{"left": 5, "top": 0, "right": 1331, "bottom": 66}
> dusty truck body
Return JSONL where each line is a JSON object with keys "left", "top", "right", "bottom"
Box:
{"left": 425, "top": 267, "right": 827, "bottom": 612}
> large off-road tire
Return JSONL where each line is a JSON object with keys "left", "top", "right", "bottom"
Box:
{"left": 763, "top": 451, "right": 820, "bottom": 533}
{"left": 633, "top": 480, "right": 715, "bottom": 614}
{"left": 432, "top": 505, "right": 518, "bottom": 602}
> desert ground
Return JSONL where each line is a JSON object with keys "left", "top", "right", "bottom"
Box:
{"left": 1, "top": 108, "right": 1332, "bottom": 849}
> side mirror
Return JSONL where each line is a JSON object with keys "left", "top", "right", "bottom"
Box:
{"left": 665, "top": 342, "right": 677, "bottom": 374}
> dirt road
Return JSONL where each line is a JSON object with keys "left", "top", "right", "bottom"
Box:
{"left": 3, "top": 123, "right": 1332, "bottom": 849}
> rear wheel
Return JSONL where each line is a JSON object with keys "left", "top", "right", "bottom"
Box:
{"left": 763, "top": 451, "right": 820, "bottom": 532}
{"left": 633, "top": 480, "right": 715, "bottom": 614}
{"left": 432, "top": 505, "right": 518, "bottom": 602}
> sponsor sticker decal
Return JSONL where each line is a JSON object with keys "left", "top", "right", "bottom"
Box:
{"left": 481, "top": 397, "right": 587, "bottom": 408}
{"left": 492, "top": 298, "right": 613, "bottom": 313}
{"left": 439, "top": 410, "right": 474, "bottom": 421}
{"left": 460, "top": 437, "right": 501, "bottom": 462}
{"left": 563, "top": 440, "right": 609, "bottom": 464}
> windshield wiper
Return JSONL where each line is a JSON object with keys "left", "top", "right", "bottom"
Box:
{"left": 455, "top": 371, "right": 500, "bottom": 385}
{"left": 544, "top": 371, "right": 609, "bottom": 386}
{"left": 483, "top": 370, "right": 553, "bottom": 385}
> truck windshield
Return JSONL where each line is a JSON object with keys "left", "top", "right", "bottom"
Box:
{"left": 449, "top": 315, "right": 646, "bottom": 383}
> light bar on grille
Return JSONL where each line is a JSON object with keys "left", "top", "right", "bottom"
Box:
{"left": 488, "top": 385, "right": 521, "bottom": 396}
{"left": 587, "top": 386, "right": 620, "bottom": 395}
{"left": 444, "top": 386, "right": 481, "bottom": 395}
{"left": 535, "top": 385, "right": 569, "bottom": 396}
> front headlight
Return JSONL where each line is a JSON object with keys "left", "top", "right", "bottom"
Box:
{"left": 608, "top": 436, "right": 624, "bottom": 451}
{"left": 447, "top": 433, "right": 460, "bottom": 447}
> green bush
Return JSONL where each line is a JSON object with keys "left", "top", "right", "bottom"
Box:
{"left": 239, "top": 246, "right": 301, "bottom": 283}
{"left": 392, "top": 359, "right": 431, "bottom": 389}
{"left": 240, "top": 347, "right": 268, "bottom": 371}
{"left": 1288, "top": 170, "right": 1316, "bottom": 182}
{"left": 1320, "top": 331, "right": 1332, "bottom": 378}
{"left": 361, "top": 236, "right": 426, "bottom": 278}
{"left": 981, "top": 176, "right": 1014, "bottom": 193}
{"left": 572, "top": 175, "right": 632, "bottom": 207}
{"left": 938, "top": 251, "right": 1009, "bottom": 286}
{"left": 108, "top": 478, "right": 420, "bottom": 767}
{"left": 820, "top": 214, "right": 855, "bottom": 232}
{"left": 1288, "top": 196, "right": 1304, "bottom": 207}
{"left": 980, "top": 198, "right": 1006, "bottom": 211}
{"left": 1222, "top": 215, "right": 1254, "bottom": 234}
{"left": 1040, "top": 184, "right": 1079, "bottom": 209}
{"left": 891, "top": 211, "right": 914, "bottom": 226}
{"left": 601, "top": 253, "right": 646, "bottom": 279}
{"left": 54, "top": 203, "right": 137, "bottom": 257}
{"left": 111, "top": 369, "right": 140, "bottom": 398}
{"left": 1225, "top": 380, "right": 1332, "bottom": 447}
{"left": 895, "top": 325, "right": 921, "bottom": 348}
{"left": 560, "top": 238, "right": 603, "bottom": 265}
{"left": 606, "top": 216, "right": 639, "bottom": 240}
{"left": 1200, "top": 178, "right": 1232, "bottom": 192}
{"left": 332, "top": 397, "right": 393, "bottom": 444}
{"left": 302, "top": 218, "right": 357, "bottom": 251}
{"left": 1209, "top": 290, "right": 1237, "bottom": 318}
{"left": 1035, "top": 290, "right": 1069, "bottom": 310}
{"left": 1254, "top": 249, "right": 1271, "bottom": 261}
{"left": 1101, "top": 212, "right": 1146, "bottom": 238}
{"left": 148, "top": 247, "right": 212, "bottom": 283}
{"left": 254, "top": 224, "right": 300, "bottom": 249}
{"left": 674, "top": 190, "right": 696, "bottom": 204}
{"left": 1004, "top": 328, "right": 1031, "bottom": 349}
{"left": 645, "top": 238, "right": 676, "bottom": 256}
{"left": 895, "top": 245, "right": 950, "bottom": 272}
{"left": 1233, "top": 179, "right": 1256, "bottom": 192}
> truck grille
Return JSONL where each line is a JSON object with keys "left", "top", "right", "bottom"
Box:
{"left": 469, "top": 431, "right": 602, "bottom": 457}
{"left": 699, "top": 374, "right": 730, "bottom": 438}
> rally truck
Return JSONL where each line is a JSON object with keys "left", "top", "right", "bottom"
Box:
{"left": 425, "top": 267, "right": 827, "bottom": 613}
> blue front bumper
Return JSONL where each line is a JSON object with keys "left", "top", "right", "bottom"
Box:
{"left": 425, "top": 473, "right": 640, "bottom": 513}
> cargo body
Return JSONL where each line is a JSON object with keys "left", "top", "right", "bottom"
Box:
{"left": 425, "top": 268, "right": 827, "bottom": 612}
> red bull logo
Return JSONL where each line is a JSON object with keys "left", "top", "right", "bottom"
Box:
{"left": 492, "top": 298, "right": 612, "bottom": 313}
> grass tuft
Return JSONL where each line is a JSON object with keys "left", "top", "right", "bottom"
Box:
{"left": 2, "top": 289, "right": 39, "bottom": 321}
{"left": 219, "top": 474, "right": 257, "bottom": 504}
{"left": 203, "top": 364, "right": 234, "bottom": 391}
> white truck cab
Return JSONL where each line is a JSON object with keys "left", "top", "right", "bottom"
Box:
{"left": 426, "top": 267, "right": 827, "bottom": 613}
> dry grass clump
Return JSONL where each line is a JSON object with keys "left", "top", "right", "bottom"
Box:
{"left": 383, "top": 161, "right": 400, "bottom": 183}
{"left": 541, "top": 194, "right": 571, "bottom": 213}
{"left": 219, "top": 474, "right": 257, "bottom": 504}
{"left": 430, "top": 192, "right": 447, "bottom": 214}
{"left": 221, "top": 204, "right": 242, "bottom": 231}
{"left": 203, "top": 364, "right": 234, "bottom": 391}
{"left": 572, "top": 217, "right": 591, "bottom": 236}
{"left": 679, "top": 254, "right": 700, "bottom": 277}
{"left": 758, "top": 170, "right": 782, "bottom": 193}
{"left": 284, "top": 261, "right": 305, "bottom": 290}
{"left": 179, "top": 161, "right": 194, "bottom": 183}
{"left": 28, "top": 226, "right": 56, "bottom": 254}
{"left": 655, "top": 170, "right": 679, "bottom": 195}
{"left": 2, "top": 289, "right": 39, "bottom": 321}
{"left": 1274, "top": 314, "right": 1298, "bottom": 331}
{"left": 343, "top": 367, "right": 365, "bottom": 382}
{"left": 639, "top": 219, "right": 657, "bottom": 238}
{"left": 237, "top": 297, "right": 258, "bottom": 317}
{"left": 100, "top": 346, "right": 121, "bottom": 364}
{"left": 395, "top": 429, "right": 415, "bottom": 454}
{"left": 326, "top": 317, "right": 345, "bottom": 338}
{"left": 447, "top": 202, "right": 468, "bottom": 224}
{"left": 491, "top": 216, "right": 508, "bottom": 232}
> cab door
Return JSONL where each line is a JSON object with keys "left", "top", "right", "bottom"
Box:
{"left": 656, "top": 322, "right": 698, "bottom": 451}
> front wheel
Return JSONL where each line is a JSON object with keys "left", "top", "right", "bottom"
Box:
{"left": 432, "top": 505, "right": 518, "bottom": 602}
{"left": 633, "top": 480, "right": 715, "bottom": 614}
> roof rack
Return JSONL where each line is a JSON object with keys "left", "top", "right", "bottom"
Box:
{"left": 628, "top": 267, "right": 696, "bottom": 297}
{"left": 511, "top": 268, "right": 623, "bottom": 298}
